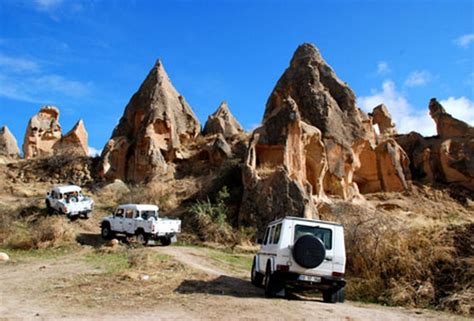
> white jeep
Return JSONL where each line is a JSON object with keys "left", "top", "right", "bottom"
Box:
{"left": 100, "top": 204, "right": 181, "bottom": 246}
{"left": 251, "top": 216, "right": 346, "bottom": 303}
{"left": 46, "top": 185, "right": 94, "bottom": 219}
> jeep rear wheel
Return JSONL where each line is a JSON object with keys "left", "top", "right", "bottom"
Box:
{"left": 337, "top": 287, "right": 345, "bottom": 303}
{"left": 264, "top": 264, "right": 284, "bottom": 298}
{"left": 101, "top": 224, "right": 113, "bottom": 240}
{"left": 160, "top": 237, "right": 171, "bottom": 246}
{"left": 323, "top": 289, "right": 337, "bottom": 303}
{"left": 136, "top": 231, "right": 148, "bottom": 246}
{"left": 251, "top": 258, "right": 264, "bottom": 287}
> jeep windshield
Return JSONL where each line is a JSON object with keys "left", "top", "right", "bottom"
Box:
{"left": 294, "top": 225, "right": 332, "bottom": 249}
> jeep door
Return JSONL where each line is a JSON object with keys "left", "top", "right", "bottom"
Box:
{"left": 122, "top": 208, "right": 137, "bottom": 235}
{"left": 259, "top": 224, "right": 280, "bottom": 272}
{"left": 111, "top": 208, "right": 125, "bottom": 232}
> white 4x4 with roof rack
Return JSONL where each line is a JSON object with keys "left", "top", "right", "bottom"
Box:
{"left": 45, "top": 185, "right": 94, "bottom": 219}
{"left": 251, "top": 216, "right": 346, "bottom": 303}
{"left": 100, "top": 204, "right": 181, "bottom": 246}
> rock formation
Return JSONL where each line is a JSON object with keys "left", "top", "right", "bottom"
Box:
{"left": 240, "top": 43, "right": 414, "bottom": 230}
{"left": 23, "top": 106, "right": 62, "bottom": 159}
{"left": 23, "top": 106, "right": 90, "bottom": 159}
{"left": 53, "top": 119, "right": 89, "bottom": 156}
{"left": 0, "top": 126, "right": 20, "bottom": 157}
{"left": 397, "top": 98, "right": 473, "bottom": 191}
{"left": 203, "top": 101, "right": 244, "bottom": 138}
{"left": 99, "top": 59, "right": 201, "bottom": 182}
{"left": 370, "top": 104, "right": 397, "bottom": 137}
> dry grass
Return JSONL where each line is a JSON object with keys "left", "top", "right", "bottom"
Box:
{"left": 321, "top": 195, "right": 474, "bottom": 316}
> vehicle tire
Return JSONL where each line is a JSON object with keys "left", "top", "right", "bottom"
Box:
{"left": 160, "top": 237, "right": 171, "bottom": 246}
{"left": 101, "top": 224, "right": 113, "bottom": 240}
{"left": 264, "top": 263, "right": 284, "bottom": 298}
{"left": 85, "top": 212, "right": 92, "bottom": 219}
{"left": 323, "top": 289, "right": 338, "bottom": 303}
{"left": 45, "top": 200, "right": 53, "bottom": 215}
{"left": 292, "top": 235, "right": 326, "bottom": 269}
{"left": 251, "top": 258, "right": 264, "bottom": 287}
{"left": 136, "top": 231, "right": 149, "bottom": 246}
{"left": 337, "top": 287, "right": 345, "bottom": 303}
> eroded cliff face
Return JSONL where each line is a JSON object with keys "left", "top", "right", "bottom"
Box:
{"left": 53, "top": 119, "right": 89, "bottom": 156}
{"left": 397, "top": 98, "right": 474, "bottom": 191}
{"left": 99, "top": 60, "right": 201, "bottom": 183}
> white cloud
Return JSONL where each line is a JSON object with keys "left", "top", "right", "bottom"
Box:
{"left": 0, "top": 54, "right": 40, "bottom": 73}
{"left": 376, "top": 61, "right": 391, "bottom": 75}
{"left": 88, "top": 147, "right": 102, "bottom": 157}
{"left": 358, "top": 81, "right": 474, "bottom": 136}
{"left": 0, "top": 53, "right": 91, "bottom": 103}
{"left": 454, "top": 33, "right": 474, "bottom": 48}
{"left": 439, "top": 97, "right": 474, "bottom": 126}
{"left": 34, "top": 0, "right": 63, "bottom": 11}
{"left": 358, "top": 80, "right": 435, "bottom": 136}
{"left": 404, "top": 70, "right": 432, "bottom": 87}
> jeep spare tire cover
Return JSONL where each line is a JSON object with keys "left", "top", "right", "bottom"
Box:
{"left": 293, "top": 235, "right": 326, "bottom": 269}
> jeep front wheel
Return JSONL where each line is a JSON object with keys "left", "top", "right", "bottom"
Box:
{"left": 101, "top": 224, "right": 113, "bottom": 240}
{"left": 160, "top": 237, "right": 171, "bottom": 246}
{"left": 251, "top": 258, "right": 264, "bottom": 287}
{"left": 45, "top": 200, "right": 53, "bottom": 215}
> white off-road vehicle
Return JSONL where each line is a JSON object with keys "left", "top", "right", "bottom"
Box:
{"left": 46, "top": 185, "right": 94, "bottom": 219}
{"left": 251, "top": 216, "right": 346, "bottom": 303}
{"left": 100, "top": 204, "right": 181, "bottom": 246}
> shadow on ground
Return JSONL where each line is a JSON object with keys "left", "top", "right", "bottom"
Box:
{"left": 76, "top": 233, "right": 108, "bottom": 248}
{"left": 175, "top": 275, "right": 264, "bottom": 298}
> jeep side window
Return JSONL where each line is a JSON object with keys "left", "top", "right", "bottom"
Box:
{"left": 115, "top": 208, "right": 124, "bottom": 217}
{"left": 267, "top": 226, "right": 275, "bottom": 245}
{"left": 294, "top": 225, "right": 332, "bottom": 249}
{"left": 262, "top": 227, "right": 270, "bottom": 245}
{"left": 126, "top": 209, "right": 134, "bottom": 219}
{"left": 272, "top": 223, "right": 282, "bottom": 244}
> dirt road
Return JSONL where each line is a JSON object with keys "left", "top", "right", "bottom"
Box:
{"left": 0, "top": 246, "right": 467, "bottom": 321}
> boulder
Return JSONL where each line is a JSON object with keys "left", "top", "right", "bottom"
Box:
{"left": 53, "top": 119, "right": 89, "bottom": 156}
{"left": 203, "top": 101, "right": 244, "bottom": 138}
{"left": 23, "top": 106, "right": 62, "bottom": 159}
{"left": 99, "top": 59, "right": 201, "bottom": 183}
{"left": 0, "top": 252, "right": 9, "bottom": 262}
{"left": 207, "top": 134, "right": 232, "bottom": 166}
{"left": 99, "top": 179, "right": 130, "bottom": 198}
{"left": 0, "top": 126, "right": 20, "bottom": 157}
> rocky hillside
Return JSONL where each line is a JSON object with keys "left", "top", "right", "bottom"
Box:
{"left": 0, "top": 43, "right": 472, "bottom": 315}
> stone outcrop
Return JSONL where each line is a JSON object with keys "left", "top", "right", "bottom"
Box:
{"left": 397, "top": 99, "right": 474, "bottom": 191}
{"left": 53, "top": 120, "right": 89, "bottom": 156}
{"left": 23, "top": 106, "right": 62, "bottom": 159}
{"left": 0, "top": 126, "right": 20, "bottom": 157}
{"left": 429, "top": 98, "right": 474, "bottom": 139}
{"left": 370, "top": 104, "right": 397, "bottom": 137}
{"left": 203, "top": 101, "right": 244, "bottom": 138}
{"left": 99, "top": 59, "right": 201, "bottom": 182}
{"left": 207, "top": 134, "right": 232, "bottom": 166}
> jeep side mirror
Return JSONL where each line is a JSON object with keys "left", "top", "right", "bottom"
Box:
{"left": 256, "top": 238, "right": 263, "bottom": 245}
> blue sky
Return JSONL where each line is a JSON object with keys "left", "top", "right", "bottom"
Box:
{"left": 0, "top": 0, "right": 473, "bottom": 155}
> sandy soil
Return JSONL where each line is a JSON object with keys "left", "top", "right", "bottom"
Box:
{"left": 0, "top": 246, "right": 468, "bottom": 321}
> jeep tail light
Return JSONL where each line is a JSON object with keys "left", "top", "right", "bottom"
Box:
{"left": 276, "top": 264, "right": 289, "bottom": 272}
{"left": 332, "top": 272, "right": 344, "bottom": 278}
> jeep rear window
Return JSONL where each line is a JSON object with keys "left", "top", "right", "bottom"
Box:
{"left": 294, "top": 225, "right": 332, "bottom": 250}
